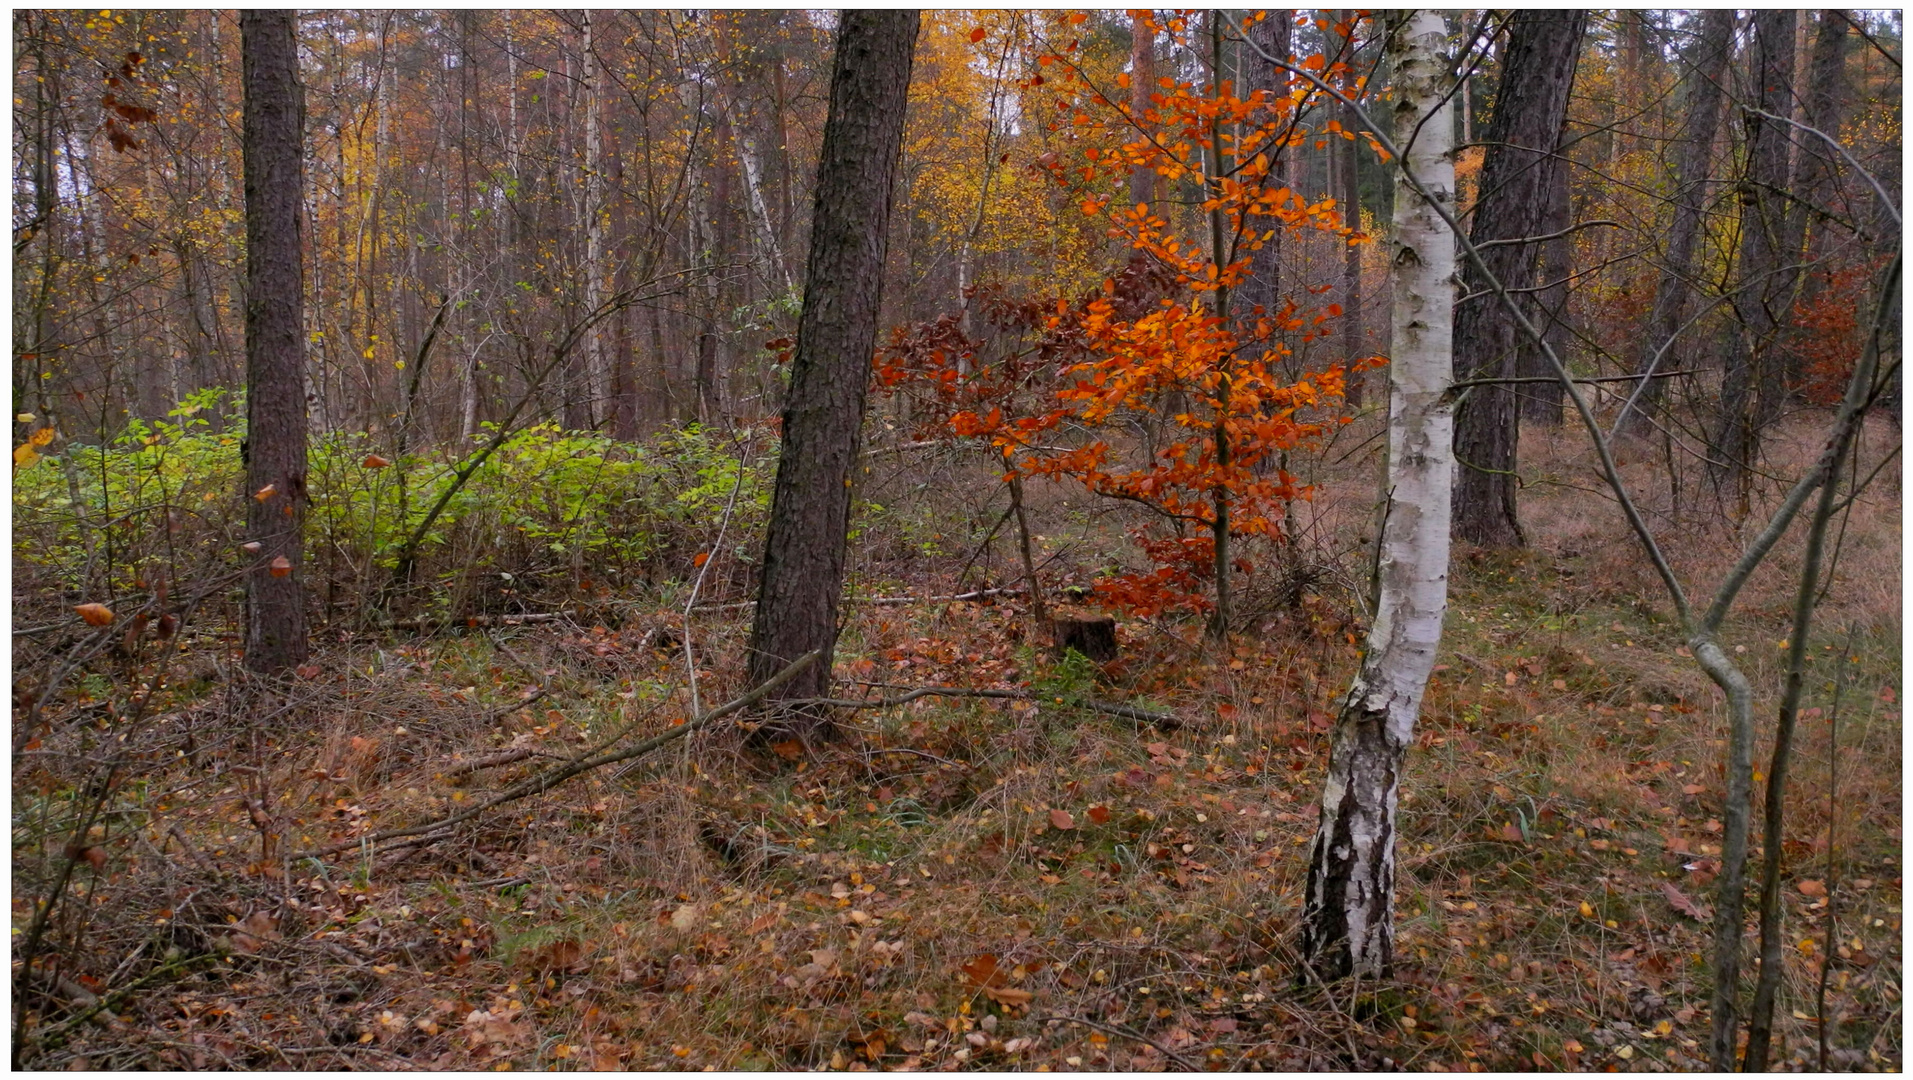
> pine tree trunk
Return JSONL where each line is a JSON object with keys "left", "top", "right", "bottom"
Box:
{"left": 1517, "top": 116, "right": 1574, "bottom": 426}
{"left": 1614, "top": 9, "right": 1734, "bottom": 440}
{"left": 1338, "top": 19, "right": 1365, "bottom": 410}
{"left": 746, "top": 11, "right": 919, "bottom": 725}
{"left": 1301, "top": 9, "right": 1455, "bottom": 980}
{"left": 240, "top": 9, "right": 309, "bottom": 674}
{"left": 1127, "top": 13, "right": 1156, "bottom": 209}
{"left": 1238, "top": 10, "right": 1290, "bottom": 336}
{"left": 1785, "top": 12, "right": 1857, "bottom": 393}
{"left": 1449, "top": 10, "right": 1585, "bottom": 548}
{"left": 1712, "top": 10, "right": 1801, "bottom": 489}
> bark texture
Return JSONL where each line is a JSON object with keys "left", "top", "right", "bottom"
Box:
{"left": 240, "top": 10, "right": 309, "bottom": 674}
{"left": 1449, "top": 10, "right": 1586, "bottom": 548}
{"left": 1614, "top": 9, "right": 1735, "bottom": 439}
{"left": 1238, "top": 10, "right": 1291, "bottom": 331}
{"left": 1301, "top": 9, "right": 1455, "bottom": 981}
{"left": 1127, "top": 13, "right": 1157, "bottom": 209}
{"left": 1516, "top": 112, "right": 1573, "bottom": 426}
{"left": 1712, "top": 10, "right": 1801, "bottom": 487}
{"left": 746, "top": 11, "right": 919, "bottom": 717}
{"left": 1338, "top": 19, "right": 1365, "bottom": 410}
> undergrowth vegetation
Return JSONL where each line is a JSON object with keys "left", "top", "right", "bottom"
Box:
{"left": 12, "top": 410, "right": 1903, "bottom": 1071}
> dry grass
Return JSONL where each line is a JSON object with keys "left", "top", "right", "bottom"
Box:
{"left": 14, "top": 408, "right": 1901, "bottom": 1071}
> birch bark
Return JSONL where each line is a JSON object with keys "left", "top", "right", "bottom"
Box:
{"left": 1301, "top": 8, "right": 1454, "bottom": 980}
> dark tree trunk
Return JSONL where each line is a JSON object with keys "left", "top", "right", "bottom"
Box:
{"left": 1237, "top": 9, "right": 1290, "bottom": 336}
{"left": 1712, "top": 10, "right": 1801, "bottom": 489}
{"left": 1517, "top": 111, "right": 1574, "bottom": 426}
{"left": 1614, "top": 8, "right": 1735, "bottom": 440}
{"left": 1786, "top": 12, "right": 1857, "bottom": 391}
{"left": 746, "top": 11, "right": 919, "bottom": 722}
{"left": 240, "top": 10, "right": 309, "bottom": 674}
{"left": 1450, "top": 10, "right": 1586, "bottom": 548}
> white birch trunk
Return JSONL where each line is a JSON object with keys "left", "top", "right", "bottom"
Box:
{"left": 1301, "top": 8, "right": 1456, "bottom": 980}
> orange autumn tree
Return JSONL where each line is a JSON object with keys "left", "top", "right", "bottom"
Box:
{"left": 935, "top": 11, "right": 1377, "bottom": 636}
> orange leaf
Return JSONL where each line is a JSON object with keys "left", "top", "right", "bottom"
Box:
{"left": 960, "top": 954, "right": 1005, "bottom": 987}
{"left": 269, "top": 555, "right": 293, "bottom": 577}
{"left": 1087, "top": 805, "right": 1111, "bottom": 824}
{"left": 770, "top": 739, "right": 804, "bottom": 760}
{"left": 253, "top": 483, "right": 278, "bottom": 502}
{"left": 693, "top": 552, "right": 711, "bottom": 568}
{"left": 362, "top": 454, "right": 391, "bottom": 468}
{"left": 1049, "top": 808, "right": 1076, "bottom": 831}
{"left": 75, "top": 603, "right": 115, "bottom": 626}
{"left": 1796, "top": 879, "right": 1827, "bottom": 898}
{"left": 969, "top": 26, "right": 986, "bottom": 43}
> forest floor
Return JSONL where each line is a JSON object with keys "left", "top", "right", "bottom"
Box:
{"left": 14, "top": 418, "right": 1903, "bottom": 1072}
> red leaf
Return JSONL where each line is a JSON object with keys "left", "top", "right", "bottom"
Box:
{"left": 269, "top": 555, "right": 293, "bottom": 578}
{"left": 1087, "top": 805, "right": 1111, "bottom": 825}
{"left": 1048, "top": 808, "right": 1076, "bottom": 831}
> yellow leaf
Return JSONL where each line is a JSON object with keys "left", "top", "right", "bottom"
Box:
{"left": 1578, "top": 901, "right": 1595, "bottom": 918}
{"left": 14, "top": 444, "right": 40, "bottom": 468}
{"left": 30, "top": 426, "right": 55, "bottom": 446}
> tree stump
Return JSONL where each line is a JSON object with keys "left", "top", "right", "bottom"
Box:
{"left": 1048, "top": 613, "right": 1118, "bottom": 662}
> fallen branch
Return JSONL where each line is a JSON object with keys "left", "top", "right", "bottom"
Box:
{"left": 693, "top": 588, "right": 1022, "bottom": 613}
{"left": 793, "top": 686, "right": 1176, "bottom": 728}
{"left": 287, "top": 652, "right": 820, "bottom": 863}
{"left": 391, "top": 611, "right": 574, "bottom": 631}
{"left": 1039, "top": 1014, "right": 1200, "bottom": 1072}
{"left": 442, "top": 745, "right": 551, "bottom": 779}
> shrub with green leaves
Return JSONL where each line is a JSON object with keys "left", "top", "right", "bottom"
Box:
{"left": 13, "top": 389, "right": 772, "bottom": 622}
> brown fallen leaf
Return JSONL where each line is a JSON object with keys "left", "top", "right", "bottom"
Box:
{"left": 1087, "top": 805, "right": 1111, "bottom": 824}
{"left": 982, "top": 985, "right": 1033, "bottom": 1007}
{"left": 1049, "top": 808, "right": 1076, "bottom": 831}
{"left": 1663, "top": 882, "right": 1711, "bottom": 921}
{"left": 961, "top": 953, "right": 1005, "bottom": 988}
{"left": 1796, "top": 878, "right": 1827, "bottom": 898}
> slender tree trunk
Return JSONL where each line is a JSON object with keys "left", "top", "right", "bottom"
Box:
{"left": 1743, "top": 255, "right": 1895, "bottom": 1071}
{"left": 1205, "top": 10, "right": 1233, "bottom": 642}
{"left": 1127, "top": 12, "right": 1156, "bottom": 209}
{"left": 1614, "top": 9, "right": 1734, "bottom": 440}
{"left": 746, "top": 11, "right": 919, "bottom": 723}
{"left": 1338, "top": 16, "right": 1365, "bottom": 409}
{"left": 1786, "top": 12, "right": 1857, "bottom": 392}
{"left": 581, "top": 11, "right": 606, "bottom": 430}
{"left": 1239, "top": 10, "right": 1291, "bottom": 338}
{"left": 1450, "top": 10, "right": 1586, "bottom": 548}
{"left": 240, "top": 9, "right": 309, "bottom": 674}
{"left": 1302, "top": 8, "right": 1456, "bottom": 980}
{"left": 1712, "top": 10, "right": 1802, "bottom": 491}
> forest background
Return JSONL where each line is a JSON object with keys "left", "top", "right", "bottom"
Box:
{"left": 11, "top": 9, "right": 1904, "bottom": 1072}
